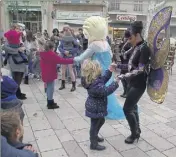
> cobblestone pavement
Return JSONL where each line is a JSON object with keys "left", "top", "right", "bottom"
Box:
{"left": 2, "top": 65, "right": 176, "bottom": 157}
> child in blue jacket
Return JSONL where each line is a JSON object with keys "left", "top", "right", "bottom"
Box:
{"left": 81, "top": 60, "right": 120, "bottom": 151}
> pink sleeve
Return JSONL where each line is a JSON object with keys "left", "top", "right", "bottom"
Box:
{"left": 51, "top": 52, "right": 73, "bottom": 65}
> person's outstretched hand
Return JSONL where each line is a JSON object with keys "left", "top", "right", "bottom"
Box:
{"left": 109, "top": 63, "right": 117, "bottom": 72}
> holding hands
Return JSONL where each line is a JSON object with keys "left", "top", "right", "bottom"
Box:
{"left": 109, "top": 63, "right": 121, "bottom": 83}
{"left": 109, "top": 63, "right": 117, "bottom": 72}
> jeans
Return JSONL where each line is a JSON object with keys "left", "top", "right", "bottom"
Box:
{"left": 90, "top": 118, "right": 105, "bottom": 141}
{"left": 123, "top": 86, "right": 145, "bottom": 135}
{"left": 76, "top": 63, "right": 81, "bottom": 78}
{"left": 46, "top": 81, "right": 55, "bottom": 100}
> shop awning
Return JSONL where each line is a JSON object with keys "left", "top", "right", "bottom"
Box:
{"left": 56, "top": 20, "right": 85, "bottom": 25}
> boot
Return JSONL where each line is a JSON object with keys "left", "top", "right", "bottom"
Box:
{"left": 24, "top": 76, "right": 29, "bottom": 85}
{"left": 97, "top": 136, "right": 104, "bottom": 143}
{"left": 90, "top": 139, "right": 106, "bottom": 151}
{"left": 124, "top": 111, "right": 140, "bottom": 144}
{"left": 70, "top": 82, "right": 76, "bottom": 92}
{"left": 134, "top": 107, "right": 141, "bottom": 134}
{"left": 16, "top": 88, "right": 27, "bottom": 100}
{"left": 47, "top": 99, "right": 59, "bottom": 109}
{"left": 59, "top": 80, "right": 65, "bottom": 90}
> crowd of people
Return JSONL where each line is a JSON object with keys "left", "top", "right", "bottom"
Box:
{"left": 0, "top": 15, "right": 155, "bottom": 154}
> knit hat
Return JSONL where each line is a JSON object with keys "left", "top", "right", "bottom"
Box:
{"left": 1, "top": 76, "right": 18, "bottom": 98}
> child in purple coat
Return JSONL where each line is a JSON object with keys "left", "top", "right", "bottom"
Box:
{"left": 81, "top": 60, "right": 120, "bottom": 151}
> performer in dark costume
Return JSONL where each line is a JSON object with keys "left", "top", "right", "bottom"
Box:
{"left": 119, "top": 30, "right": 133, "bottom": 98}
{"left": 117, "top": 21, "right": 151, "bottom": 144}
{"left": 117, "top": 6, "right": 172, "bottom": 144}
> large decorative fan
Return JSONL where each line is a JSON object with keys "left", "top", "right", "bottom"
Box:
{"left": 148, "top": 6, "right": 172, "bottom": 69}
{"left": 147, "top": 6, "right": 172, "bottom": 104}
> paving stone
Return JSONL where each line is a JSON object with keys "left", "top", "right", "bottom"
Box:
{"left": 167, "top": 136, "right": 176, "bottom": 146}
{"left": 62, "top": 141, "right": 87, "bottom": 157}
{"left": 55, "top": 129, "right": 74, "bottom": 142}
{"left": 26, "top": 110, "right": 45, "bottom": 119}
{"left": 71, "top": 102, "right": 85, "bottom": 112}
{"left": 71, "top": 128, "right": 90, "bottom": 142}
{"left": 24, "top": 103, "right": 42, "bottom": 111}
{"left": 146, "top": 150, "right": 167, "bottom": 157}
{"left": 167, "top": 121, "right": 176, "bottom": 129}
{"left": 163, "top": 148, "right": 176, "bottom": 157}
{"left": 55, "top": 107, "right": 81, "bottom": 120}
{"left": 41, "top": 149, "right": 68, "bottom": 157}
{"left": 62, "top": 117, "right": 89, "bottom": 131}
{"left": 111, "top": 123, "right": 125, "bottom": 129}
{"left": 115, "top": 126, "right": 131, "bottom": 137}
{"left": 106, "top": 135, "right": 136, "bottom": 152}
{"left": 43, "top": 110, "right": 65, "bottom": 130}
{"left": 30, "top": 118, "right": 51, "bottom": 131}
{"left": 153, "top": 115, "right": 169, "bottom": 123}
{"left": 99, "top": 123, "right": 120, "bottom": 138}
{"left": 23, "top": 126, "right": 35, "bottom": 143}
{"left": 168, "top": 117, "right": 176, "bottom": 122}
{"left": 146, "top": 123, "right": 176, "bottom": 138}
{"left": 37, "top": 135, "right": 62, "bottom": 152}
{"left": 152, "top": 107, "right": 176, "bottom": 118}
{"left": 141, "top": 130, "right": 174, "bottom": 151}
{"left": 140, "top": 113, "right": 159, "bottom": 126}
{"left": 34, "top": 129, "right": 55, "bottom": 140}
{"left": 79, "top": 141, "right": 123, "bottom": 157}
{"left": 135, "top": 140, "right": 154, "bottom": 152}
{"left": 106, "top": 119, "right": 120, "bottom": 126}
{"left": 121, "top": 148, "right": 149, "bottom": 157}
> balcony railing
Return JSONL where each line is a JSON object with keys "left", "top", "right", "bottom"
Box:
{"left": 53, "top": 0, "right": 106, "bottom": 5}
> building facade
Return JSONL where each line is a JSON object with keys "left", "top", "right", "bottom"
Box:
{"left": 108, "top": 0, "right": 176, "bottom": 38}
{"left": 0, "top": 0, "right": 176, "bottom": 37}
{"left": 52, "top": 0, "right": 106, "bottom": 31}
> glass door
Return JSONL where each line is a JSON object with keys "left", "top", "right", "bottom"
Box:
{"left": 31, "top": 22, "right": 38, "bottom": 34}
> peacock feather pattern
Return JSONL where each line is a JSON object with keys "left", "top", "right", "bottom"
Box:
{"left": 147, "top": 6, "right": 172, "bottom": 104}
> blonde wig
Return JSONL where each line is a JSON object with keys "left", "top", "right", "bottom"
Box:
{"left": 81, "top": 59, "right": 102, "bottom": 85}
{"left": 83, "top": 16, "right": 108, "bottom": 43}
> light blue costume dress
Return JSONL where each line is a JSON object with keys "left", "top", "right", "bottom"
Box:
{"left": 74, "top": 41, "right": 125, "bottom": 120}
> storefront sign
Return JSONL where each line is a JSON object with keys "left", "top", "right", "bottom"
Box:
{"left": 56, "top": 11, "right": 102, "bottom": 20}
{"left": 116, "top": 15, "right": 137, "bottom": 22}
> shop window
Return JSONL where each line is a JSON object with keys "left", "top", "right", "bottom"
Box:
{"left": 9, "top": 11, "right": 42, "bottom": 33}
{"left": 134, "top": 0, "right": 143, "bottom": 12}
{"left": 109, "top": 0, "right": 121, "bottom": 11}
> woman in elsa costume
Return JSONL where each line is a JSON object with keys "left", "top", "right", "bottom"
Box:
{"left": 74, "top": 16, "right": 125, "bottom": 120}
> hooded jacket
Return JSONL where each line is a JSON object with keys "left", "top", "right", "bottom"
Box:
{"left": 81, "top": 70, "right": 119, "bottom": 118}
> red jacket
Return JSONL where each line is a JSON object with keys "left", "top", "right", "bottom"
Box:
{"left": 40, "top": 51, "right": 73, "bottom": 83}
